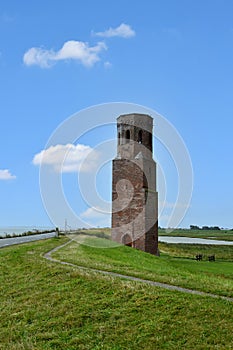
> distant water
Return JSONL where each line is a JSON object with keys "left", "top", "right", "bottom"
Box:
{"left": 0, "top": 226, "right": 54, "bottom": 237}
{"left": 159, "top": 236, "right": 233, "bottom": 246}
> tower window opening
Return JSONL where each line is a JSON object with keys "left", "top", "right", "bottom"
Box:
{"left": 118, "top": 132, "right": 121, "bottom": 145}
{"left": 126, "top": 129, "right": 130, "bottom": 143}
{"left": 138, "top": 130, "right": 143, "bottom": 144}
{"left": 122, "top": 233, "right": 132, "bottom": 246}
{"left": 149, "top": 133, "right": 152, "bottom": 148}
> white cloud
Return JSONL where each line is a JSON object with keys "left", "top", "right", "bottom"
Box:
{"left": 33, "top": 144, "right": 99, "bottom": 173}
{"left": 95, "top": 23, "right": 135, "bottom": 38}
{"left": 81, "top": 206, "right": 108, "bottom": 219}
{"left": 23, "top": 47, "right": 53, "bottom": 68}
{"left": 80, "top": 206, "right": 111, "bottom": 227}
{"left": 104, "top": 61, "right": 112, "bottom": 69}
{"left": 0, "top": 169, "right": 16, "bottom": 180}
{"left": 23, "top": 40, "right": 107, "bottom": 68}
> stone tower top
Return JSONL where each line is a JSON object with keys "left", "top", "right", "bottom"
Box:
{"left": 116, "top": 113, "right": 153, "bottom": 160}
{"left": 117, "top": 113, "right": 153, "bottom": 129}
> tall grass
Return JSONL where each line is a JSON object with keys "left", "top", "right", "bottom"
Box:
{"left": 0, "top": 237, "right": 233, "bottom": 349}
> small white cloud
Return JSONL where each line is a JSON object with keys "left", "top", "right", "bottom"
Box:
{"left": 0, "top": 169, "right": 16, "bottom": 180}
{"left": 23, "top": 40, "right": 107, "bottom": 68}
{"left": 80, "top": 206, "right": 111, "bottom": 227}
{"left": 104, "top": 61, "right": 112, "bottom": 69}
{"left": 81, "top": 206, "right": 107, "bottom": 219}
{"left": 33, "top": 143, "right": 99, "bottom": 173}
{"left": 95, "top": 23, "right": 135, "bottom": 38}
{"left": 23, "top": 47, "right": 54, "bottom": 68}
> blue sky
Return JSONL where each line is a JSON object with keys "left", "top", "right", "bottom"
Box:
{"left": 1, "top": 0, "right": 233, "bottom": 229}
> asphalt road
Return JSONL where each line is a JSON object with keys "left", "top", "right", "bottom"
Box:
{"left": 0, "top": 232, "right": 56, "bottom": 249}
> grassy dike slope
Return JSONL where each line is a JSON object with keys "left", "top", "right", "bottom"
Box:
{"left": 54, "top": 235, "right": 233, "bottom": 298}
{"left": 0, "top": 237, "right": 232, "bottom": 350}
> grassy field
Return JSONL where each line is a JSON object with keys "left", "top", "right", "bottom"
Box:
{"left": 54, "top": 234, "right": 233, "bottom": 298}
{"left": 0, "top": 236, "right": 233, "bottom": 349}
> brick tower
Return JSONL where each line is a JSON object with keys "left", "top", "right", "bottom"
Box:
{"left": 111, "top": 113, "right": 158, "bottom": 255}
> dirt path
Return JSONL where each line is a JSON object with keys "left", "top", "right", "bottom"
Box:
{"left": 44, "top": 239, "right": 233, "bottom": 303}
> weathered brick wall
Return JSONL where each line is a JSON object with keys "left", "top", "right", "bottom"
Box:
{"left": 112, "top": 158, "right": 158, "bottom": 255}
{"left": 111, "top": 113, "right": 158, "bottom": 255}
{"left": 112, "top": 159, "right": 145, "bottom": 227}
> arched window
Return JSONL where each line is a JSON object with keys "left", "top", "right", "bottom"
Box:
{"left": 118, "top": 132, "right": 121, "bottom": 145}
{"left": 126, "top": 129, "right": 130, "bottom": 143}
{"left": 122, "top": 233, "right": 132, "bottom": 246}
{"left": 138, "top": 130, "right": 142, "bottom": 144}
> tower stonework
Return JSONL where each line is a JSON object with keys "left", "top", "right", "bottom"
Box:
{"left": 111, "top": 113, "right": 158, "bottom": 255}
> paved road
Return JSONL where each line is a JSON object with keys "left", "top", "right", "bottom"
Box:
{"left": 0, "top": 232, "right": 56, "bottom": 248}
{"left": 44, "top": 239, "right": 233, "bottom": 303}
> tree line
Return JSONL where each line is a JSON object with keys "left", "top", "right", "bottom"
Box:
{"left": 190, "top": 225, "right": 221, "bottom": 231}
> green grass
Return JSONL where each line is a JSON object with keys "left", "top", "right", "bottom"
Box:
{"left": 54, "top": 234, "right": 233, "bottom": 298}
{"left": 159, "top": 241, "right": 233, "bottom": 260}
{"left": 1, "top": 237, "right": 233, "bottom": 349}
